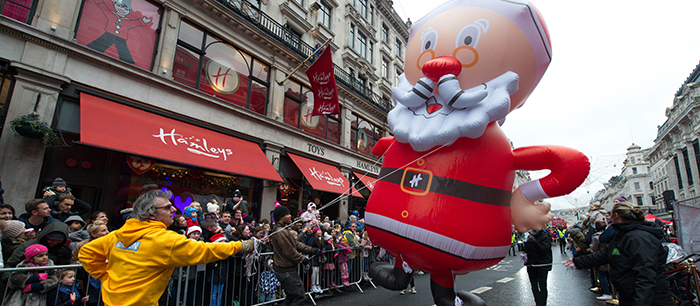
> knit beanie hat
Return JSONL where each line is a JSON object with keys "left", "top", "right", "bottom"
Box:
{"left": 24, "top": 244, "right": 48, "bottom": 262}
{"left": 243, "top": 215, "right": 255, "bottom": 224}
{"left": 53, "top": 177, "right": 67, "bottom": 187}
{"left": 207, "top": 202, "right": 219, "bottom": 214}
{"left": 273, "top": 206, "right": 290, "bottom": 222}
{"left": 1, "top": 220, "right": 25, "bottom": 239}
{"left": 210, "top": 233, "right": 226, "bottom": 243}
{"left": 64, "top": 215, "right": 86, "bottom": 227}
{"left": 187, "top": 226, "right": 201, "bottom": 236}
{"left": 312, "top": 227, "right": 320, "bottom": 234}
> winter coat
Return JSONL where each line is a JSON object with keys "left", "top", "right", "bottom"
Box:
{"left": 46, "top": 283, "right": 83, "bottom": 306}
{"left": 571, "top": 230, "right": 591, "bottom": 255}
{"left": 306, "top": 235, "right": 324, "bottom": 266}
{"left": 2, "top": 222, "right": 71, "bottom": 283}
{"left": 44, "top": 194, "right": 92, "bottom": 221}
{"left": 4, "top": 259, "right": 59, "bottom": 306}
{"left": 573, "top": 222, "right": 673, "bottom": 306}
{"left": 524, "top": 230, "right": 552, "bottom": 271}
{"left": 269, "top": 224, "right": 315, "bottom": 273}
{"left": 78, "top": 218, "right": 245, "bottom": 306}
{"left": 68, "top": 229, "right": 90, "bottom": 250}
{"left": 589, "top": 208, "right": 607, "bottom": 225}
{"left": 17, "top": 213, "right": 59, "bottom": 234}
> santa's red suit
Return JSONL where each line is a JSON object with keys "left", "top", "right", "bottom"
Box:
{"left": 366, "top": 122, "right": 588, "bottom": 288}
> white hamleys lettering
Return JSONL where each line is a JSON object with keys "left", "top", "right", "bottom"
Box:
{"left": 316, "top": 87, "right": 335, "bottom": 100}
{"left": 308, "top": 167, "right": 345, "bottom": 187}
{"left": 153, "top": 128, "right": 233, "bottom": 161}
{"left": 312, "top": 72, "right": 331, "bottom": 85}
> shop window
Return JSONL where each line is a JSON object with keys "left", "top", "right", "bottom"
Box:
{"left": 1, "top": 0, "right": 37, "bottom": 24}
{"left": 349, "top": 112, "right": 381, "bottom": 157}
{"left": 74, "top": 0, "right": 162, "bottom": 70}
{"left": 54, "top": 97, "right": 81, "bottom": 134}
{"left": 283, "top": 79, "right": 340, "bottom": 143}
{"left": 172, "top": 20, "right": 270, "bottom": 115}
{"left": 0, "top": 59, "right": 15, "bottom": 137}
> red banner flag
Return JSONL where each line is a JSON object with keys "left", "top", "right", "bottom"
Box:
{"left": 306, "top": 47, "right": 339, "bottom": 116}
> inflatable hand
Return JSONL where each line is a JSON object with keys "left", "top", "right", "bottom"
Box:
{"left": 510, "top": 188, "right": 553, "bottom": 232}
{"left": 391, "top": 76, "right": 434, "bottom": 108}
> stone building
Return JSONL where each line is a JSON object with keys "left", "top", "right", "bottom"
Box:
{"left": 591, "top": 143, "right": 652, "bottom": 211}
{"left": 646, "top": 62, "right": 700, "bottom": 209}
{"left": 0, "top": 0, "right": 409, "bottom": 222}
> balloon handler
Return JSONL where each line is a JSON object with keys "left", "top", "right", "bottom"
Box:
{"left": 364, "top": 1, "right": 589, "bottom": 305}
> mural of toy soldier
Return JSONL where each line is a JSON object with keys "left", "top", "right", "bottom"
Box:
{"left": 87, "top": 0, "right": 152, "bottom": 64}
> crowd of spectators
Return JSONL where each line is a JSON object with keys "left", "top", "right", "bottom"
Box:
{"left": 0, "top": 178, "right": 374, "bottom": 306}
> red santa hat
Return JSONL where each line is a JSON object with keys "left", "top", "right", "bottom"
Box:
{"left": 186, "top": 226, "right": 201, "bottom": 236}
{"left": 210, "top": 233, "right": 226, "bottom": 243}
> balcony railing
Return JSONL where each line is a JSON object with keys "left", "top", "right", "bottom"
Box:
{"left": 215, "top": 0, "right": 393, "bottom": 113}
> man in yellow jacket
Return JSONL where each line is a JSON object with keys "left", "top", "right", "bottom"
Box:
{"left": 79, "top": 190, "right": 255, "bottom": 306}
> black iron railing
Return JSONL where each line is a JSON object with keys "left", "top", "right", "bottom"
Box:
{"left": 215, "top": 0, "right": 393, "bottom": 113}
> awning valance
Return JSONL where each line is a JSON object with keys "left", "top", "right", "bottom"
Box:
{"left": 287, "top": 153, "right": 360, "bottom": 196}
{"left": 353, "top": 171, "right": 378, "bottom": 192}
{"left": 80, "top": 93, "right": 282, "bottom": 182}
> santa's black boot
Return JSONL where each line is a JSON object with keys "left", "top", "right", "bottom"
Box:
{"left": 368, "top": 262, "right": 413, "bottom": 290}
{"left": 431, "top": 279, "right": 486, "bottom": 306}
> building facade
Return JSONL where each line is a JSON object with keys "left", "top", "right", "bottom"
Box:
{"left": 591, "top": 143, "right": 652, "bottom": 212}
{"left": 646, "top": 62, "right": 700, "bottom": 209}
{"left": 0, "top": 0, "right": 409, "bottom": 223}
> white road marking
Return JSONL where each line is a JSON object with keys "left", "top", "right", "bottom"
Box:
{"left": 497, "top": 277, "right": 514, "bottom": 283}
{"left": 470, "top": 286, "right": 492, "bottom": 294}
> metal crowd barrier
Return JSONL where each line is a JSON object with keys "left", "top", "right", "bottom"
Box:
{"left": 0, "top": 264, "right": 98, "bottom": 306}
{"left": 0, "top": 245, "right": 384, "bottom": 306}
{"left": 162, "top": 245, "right": 380, "bottom": 306}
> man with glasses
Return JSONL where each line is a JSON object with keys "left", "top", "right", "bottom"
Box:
{"left": 79, "top": 190, "right": 255, "bottom": 306}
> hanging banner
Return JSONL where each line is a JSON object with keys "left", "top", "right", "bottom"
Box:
{"left": 305, "top": 47, "right": 339, "bottom": 116}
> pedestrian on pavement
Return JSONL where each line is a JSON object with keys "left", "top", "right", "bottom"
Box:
{"left": 556, "top": 226, "right": 567, "bottom": 254}
{"left": 525, "top": 228, "right": 552, "bottom": 306}
{"left": 567, "top": 202, "right": 673, "bottom": 306}
{"left": 78, "top": 189, "right": 255, "bottom": 306}
{"left": 269, "top": 205, "right": 319, "bottom": 306}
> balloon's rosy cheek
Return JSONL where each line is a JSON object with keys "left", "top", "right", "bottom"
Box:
{"left": 452, "top": 46, "right": 479, "bottom": 68}
{"left": 416, "top": 49, "right": 436, "bottom": 72}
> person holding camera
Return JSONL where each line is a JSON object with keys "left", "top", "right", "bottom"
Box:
{"left": 225, "top": 189, "right": 248, "bottom": 215}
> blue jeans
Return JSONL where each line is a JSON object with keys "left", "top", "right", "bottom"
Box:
{"left": 211, "top": 283, "right": 224, "bottom": 306}
{"left": 598, "top": 269, "right": 611, "bottom": 295}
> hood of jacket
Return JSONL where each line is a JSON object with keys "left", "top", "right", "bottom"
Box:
{"left": 612, "top": 221, "right": 664, "bottom": 240}
{"left": 115, "top": 218, "right": 166, "bottom": 247}
{"left": 37, "top": 221, "right": 69, "bottom": 248}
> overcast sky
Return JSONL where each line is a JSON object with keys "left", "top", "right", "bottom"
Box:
{"left": 390, "top": 0, "right": 700, "bottom": 210}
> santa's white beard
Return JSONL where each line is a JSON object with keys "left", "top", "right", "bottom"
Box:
{"left": 388, "top": 71, "right": 519, "bottom": 152}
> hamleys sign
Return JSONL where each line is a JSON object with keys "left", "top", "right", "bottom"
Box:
{"left": 152, "top": 128, "right": 233, "bottom": 160}
{"left": 80, "top": 93, "right": 283, "bottom": 182}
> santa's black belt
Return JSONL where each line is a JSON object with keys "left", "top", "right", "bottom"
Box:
{"left": 378, "top": 167, "right": 511, "bottom": 206}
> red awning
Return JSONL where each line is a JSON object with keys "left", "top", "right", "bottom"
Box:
{"left": 80, "top": 93, "right": 282, "bottom": 182}
{"left": 288, "top": 153, "right": 360, "bottom": 196}
{"left": 645, "top": 213, "right": 672, "bottom": 224}
{"left": 353, "top": 172, "right": 378, "bottom": 192}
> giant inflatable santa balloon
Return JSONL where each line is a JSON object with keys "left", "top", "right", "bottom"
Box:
{"left": 364, "top": 1, "right": 590, "bottom": 305}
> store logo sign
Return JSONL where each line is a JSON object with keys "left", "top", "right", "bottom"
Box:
{"left": 205, "top": 58, "right": 240, "bottom": 95}
{"left": 152, "top": 128, "right": 233, "bottom": 161}
{"left": 308, "top": 167, "right": 345, "bottom": 187}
